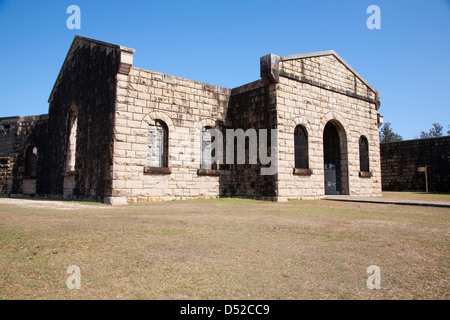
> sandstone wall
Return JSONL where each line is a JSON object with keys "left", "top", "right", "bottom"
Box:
{"left": 112, "top": 67, "right": 230, "bottom": 202}
{"left": 277, "top": 54, "right": 382, "bottom": 199}
{"left": 0, "top": 36, "right": 384, "bottom": 204}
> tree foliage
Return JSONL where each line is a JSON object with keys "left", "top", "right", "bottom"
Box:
{"left": 379, "top": 122, "right": 403, "bottom": 143}
{"left": 419, "top": 123, "right": 444, "bottom": 138}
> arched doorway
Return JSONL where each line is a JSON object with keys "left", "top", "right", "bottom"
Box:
{"left": 323, "top": 121, "right": 348, "bottom": 195}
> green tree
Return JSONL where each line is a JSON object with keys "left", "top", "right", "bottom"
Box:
{"left": 379, "top": 122, "right": 403, "bottom": 143}
{"left": 447, "top": 125, "right": 450, "bottom": 135}
{"left": 419, "top": 123, "right": 443, "bottom": 138}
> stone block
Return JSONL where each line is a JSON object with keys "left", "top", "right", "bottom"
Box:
{"left": 104, "top": 196, "right": 128, "bottom": 205}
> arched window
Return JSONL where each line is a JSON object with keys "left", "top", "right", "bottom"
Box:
{"left": 294, "top": 125, "right": 309, "bottom": 169}
{"left": 359, "top": 136, "right": 369, "bottom": 172}
{"left": 147, "top": 120, "right": 168, "bottom": 167}
{"left": 201, "top": 127, "right": 212, "bottom": 169}
{"left": 25, "top": 146, "right": 37, "bottom": 177}
{"left": 200, "top": 127, "right": 218, "bottom": 170}
{"left": 66, "top": 108, "right": 77, "bottom": 173}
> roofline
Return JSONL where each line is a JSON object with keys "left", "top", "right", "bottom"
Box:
{"left": 280, "top": 50, "right": 376, "bottom": 93}
{"left": 48, "top": 36, "right": 135, "bottom": 103}
{"left": 0, "top": 114, "right": 49, "bottom": 121}
{"left": 74, "top": 35, "right": 135, "bottom": 53}
{"left": 380, "top": 135, "right": 450, "bottom": 145}
{"left": 0, "top": 116, "right": 20, "bottom": 121}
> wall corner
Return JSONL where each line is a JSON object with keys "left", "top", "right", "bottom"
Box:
{"left": 118, "top": 46, "right": 135, "bottom": 75}
{"left": 260, "top": 53, "right": 280, "bottom": 85}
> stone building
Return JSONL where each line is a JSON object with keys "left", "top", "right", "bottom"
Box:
{"left": 0, "top": 36, "right": 383, "bottom": 204}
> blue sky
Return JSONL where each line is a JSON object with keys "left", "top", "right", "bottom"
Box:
{"left": 0, "top": 0, "right": 449, "bottom": 139}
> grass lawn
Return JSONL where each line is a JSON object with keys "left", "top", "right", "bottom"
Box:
{"left": 0, "top": 197, "right": 448, "bottom": 300}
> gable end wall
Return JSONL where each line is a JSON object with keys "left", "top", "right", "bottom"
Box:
{"left": 277, "top": 56, "right": 382, "bottom": 199}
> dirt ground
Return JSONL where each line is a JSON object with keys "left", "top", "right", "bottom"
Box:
{"left": 0, "top": 195, "right": 448, "bottom": 300}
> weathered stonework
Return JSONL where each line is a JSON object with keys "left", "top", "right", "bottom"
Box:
{"left": 0, "top": 115, "right": 48, "bottom": 196}
{"left": 380, "top": 137, "right": 450, "bottom": 192}
{"left": 0, "top": 37, "right": 383, "bottom": 203}
{"left": 223, "top": 81, "right": 278, "bottom": 200}
{"left": 112, "top": 67, "right": 231, "bottom": 202}
{"left": 276, "top": 53, "right": 382, "bottom": 200}
{"left": 43, "top": 37, "right": 122, "bottom": 201}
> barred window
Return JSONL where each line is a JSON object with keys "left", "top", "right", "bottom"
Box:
{"left": 294, "top": 125, "right": 309, "bottom": 169}
{"left": 147, "top": 120, "right": 168, "bottom": 167}
{"left": 200, "top": 127, "right": 218, "bottom": 170}
{"left": 359, "top": 136, "right": 369, "bottom": 172}
{"left": 25, "top": 146, "right": 37, "bottom": 177}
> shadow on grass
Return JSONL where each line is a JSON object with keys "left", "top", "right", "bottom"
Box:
{"left": 0, "top": 195, "right": 106, "bottom": 206}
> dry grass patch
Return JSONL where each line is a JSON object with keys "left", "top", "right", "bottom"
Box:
{"left": 382, "top": 191, "right": 450, "bottom": 202}
{"left": 0, "top": 197, "right": 448, "bottom": 300}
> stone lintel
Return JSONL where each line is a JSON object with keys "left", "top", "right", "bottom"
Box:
{"left": 197, "top": 169, "right": 220, "bottom": 176}
{"left": 143, "top": 167, "right": 171, "bottom": 175}
{"left": 359, "top": 171, "right": 373, "bottom": 178}
{"left": 293, "top": 168, "right": 313, "bottom": 176}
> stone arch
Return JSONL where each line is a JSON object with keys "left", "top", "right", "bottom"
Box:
{"left": 195, "top": 118, "right": 217, "bottom": 132}
{"left": 285, "top": 118, "right": 312, "bottom": 169}
{"left": 65, "top": 106, "right": 78, "bottom": 173}
{"left": 359, "top": 135, "right": 370, "bottom": 172}
{"left": 319, "top": 111, "right": 349, "bottom": 135}
{"left": 358, "top": 128, "right": 370, "bottom": 141}
{"left": 25, "top": 145, "right": 38, "bottom": 177}
{"left": 193, "top": 118, "right": 221, "bottom": 168}
{"left": 289, "top": 117, "right": 313, "bottom": 136}
{"left": 141, "top": 111, "right": 174, "bottom": 168}
{"left": 23, "top": 144, "right": 38, "bottom": 196}
{"left": 141, "top": 111, "right": 175, "bottom": 132}
{"left": 321, "top": 113, "right": 349, "bottom": 195}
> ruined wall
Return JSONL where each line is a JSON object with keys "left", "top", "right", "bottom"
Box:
{"left": 380, "top": 137, "right": 450, "bottom": 192}
{"left": 223, "top": 81, "right": 278, "bottom": 200}
{"left": 277, "top": 54, "right": 382, "bottom": 199}
{"left": 0, "top": 117, "right": 20, "bottom": 195}
{"left": 0, "top": 157, "right": 11, "bottom": 195}
{"left": 0, "top": 117, "right": 20, "bottom": 156}
{"left": 112, "top": 67, "right": 230, "bottom": 202}
{"left": 0, "top": 115, "right": 48, "bottom": 196}
{"left": 44, "top": 39, "right": 121, "bottom": 200}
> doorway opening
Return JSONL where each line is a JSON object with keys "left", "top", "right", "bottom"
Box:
{"left": 323, "top": 121, "right": 348, "bottom": 195}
